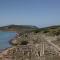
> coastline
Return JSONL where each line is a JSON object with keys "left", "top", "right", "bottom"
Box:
{"left": 0, "top": 32, "right": 19, "bottom": 59}
{"left": 9, "top": 32, "right": 19, "bottom": 46}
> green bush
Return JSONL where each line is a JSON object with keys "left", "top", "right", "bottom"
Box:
{"left": 33, "top": 29, "right": 41, "bottom": 33}
{"left": 20, "top": 41, "right": 28, "bottom": 45}
{"left": 43, "top": 30, "right": 49, "bottom": 33}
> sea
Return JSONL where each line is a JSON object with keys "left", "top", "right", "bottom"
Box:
{"left": 0, "top": 32, "right": 16, "bottom": 50}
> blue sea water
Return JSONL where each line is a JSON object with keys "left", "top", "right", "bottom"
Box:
{"left": 0, "top": 32, "right": 16, "bottom": 50}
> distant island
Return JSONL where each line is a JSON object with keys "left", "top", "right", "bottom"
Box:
{"left": 0, "top": 25, "right": 38, "bottom": 32}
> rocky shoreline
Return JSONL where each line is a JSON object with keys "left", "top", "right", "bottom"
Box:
{"left": 9, "top": 32, "right": 19, "bottom": 45}
{"left": 0, "top": 32, "right": 20, "bottom": 60}
{"left": 0, "top": 31, "right": 60, "bottom": 60}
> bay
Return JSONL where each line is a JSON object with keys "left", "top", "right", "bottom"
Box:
{"left": 0, "top": 32, "right": 16, "bottom": 50}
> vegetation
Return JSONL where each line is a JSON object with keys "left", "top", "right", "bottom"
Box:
{"left": 0, "top": 25, "right": 60, "bottom": 36}
{"left": 0, "top": 24, "right": 38, "bottom": 32}
{"left": 32, "top": 25, "right": 60, "bottom": 36}
{"left": 0, "top": 25, "right": 60, "bottom": 60}
{"left": 20, "top": 41, "right": 28, "bottom": 45}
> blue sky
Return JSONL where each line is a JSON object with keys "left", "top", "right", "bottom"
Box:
{"left": 0, "top": 0, "right": 60, "bottom": 27}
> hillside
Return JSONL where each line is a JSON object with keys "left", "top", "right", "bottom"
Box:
{"left": 0, "top": 25, "right": 60, "bottom": 35}
{"left": 0, "top": 25, "right": 38, "bottom": 32}
{"left": 32, "top": 25, "right": 60, "bottom": 36}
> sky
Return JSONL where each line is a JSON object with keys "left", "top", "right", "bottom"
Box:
{"left": 0, "top": 0, "right": 60, "bottom": 27}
